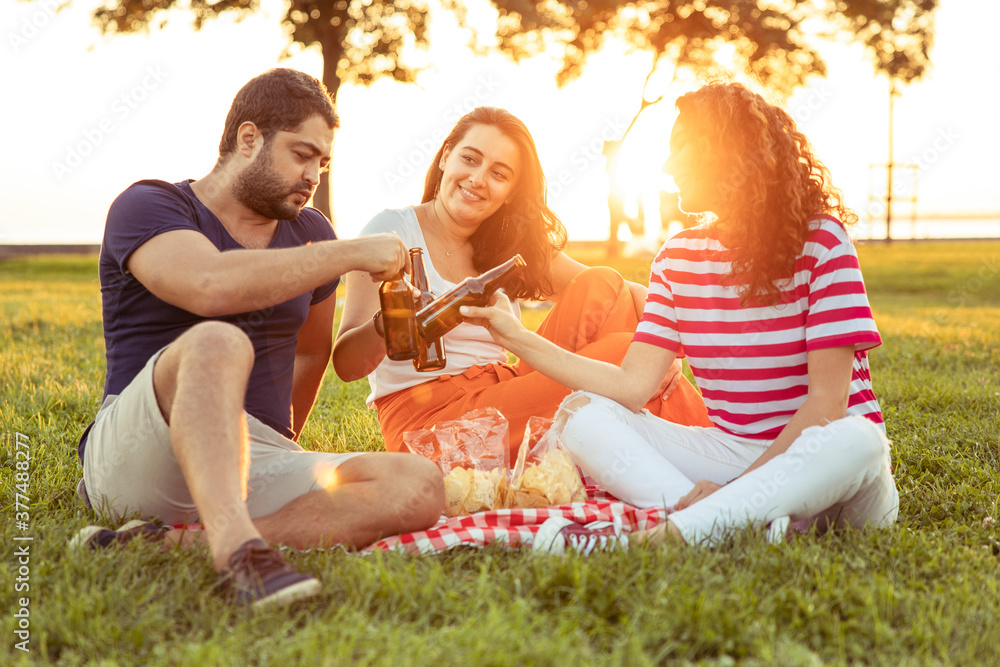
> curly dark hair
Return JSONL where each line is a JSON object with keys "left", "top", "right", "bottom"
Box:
{"left": 218, "top": 68, "right": 339, "bottom": 159}
{"left": 676, "top": 82, "right": 857, "bottom": 305}
{"left": 421, "top": 107, "right": 567, "bottom": 300}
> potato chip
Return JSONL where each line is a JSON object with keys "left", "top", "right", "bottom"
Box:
{"left": 492, "top": 474, "right": 510, "bottom": 511}
{"left": 511, "top": 486, "right": 550, "bottom": 509}
{"left": 543, "top": 448, "right": 586, "bottom": 503}
{"left": 508, "top": 448, "right": 586, "bottom": 508}
{"left": 463, "top": 468, "right": 502, "bottom": 514}
{"left": 443, "top": 467, "right": 473, "bottom": 516}
{"left": 442, "top": 467, "right": 504, "bottom": 516}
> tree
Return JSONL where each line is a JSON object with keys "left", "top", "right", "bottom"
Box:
{"left": 84, "top": 0, "right": 435, "bottom": 223}
{"left": 828, "top": 0, "right": 937, "bottom": 241}
{"left": 465, "top": 0, "right": 937, "bottom": 249}
{"left": 474, "top": 0, "right": 935, "bottom": 104}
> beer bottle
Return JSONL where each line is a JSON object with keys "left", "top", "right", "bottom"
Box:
{"left": 416, "top": 254, "right": 527, "bottom": 342}
{"left": 379, "top": 269, "right": 419, "bottom": 361}
{"left": 409, "top": 248, "right": 448, "bottom": 372}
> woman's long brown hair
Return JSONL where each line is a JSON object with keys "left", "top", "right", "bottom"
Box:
{"left": 421, "top": 107, "right": 567, "bottom": 300}
{"left": 676, "top": 82, "right": 857, "bottom": 305}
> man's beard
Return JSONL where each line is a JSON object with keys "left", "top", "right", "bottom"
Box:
{"left": 232, "top": 144, "right": 310, "bottom": 220}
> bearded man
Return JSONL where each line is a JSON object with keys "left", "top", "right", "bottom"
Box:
{"left": 73, "top": 68, "right": 444, "bottom": 608}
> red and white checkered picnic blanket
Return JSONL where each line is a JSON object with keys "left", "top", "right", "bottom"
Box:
{"left": 169, "top": 478, "right": 668, "bottom": 555}
{"left": 363, "top": 480, "right": 668, "bottom": 555}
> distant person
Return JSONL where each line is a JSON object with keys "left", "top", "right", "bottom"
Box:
{"left": 73, "top": 68, "right": 444, "bottom": 608}
{"left": 602, "top": 139, "right": 627, "bottom": 255}
{"left": 332, "top": 107, "right": 711, "bottom": 464}
{"left": 628, "top": 197, "right": 645, "bottom": 238}
{"left": 463, "top": 82, "right": 899, "bottom": 552}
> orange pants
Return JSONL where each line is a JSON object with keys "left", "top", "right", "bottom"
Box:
{"left": 374, "top": 267, "right": 711, "bottom": 462}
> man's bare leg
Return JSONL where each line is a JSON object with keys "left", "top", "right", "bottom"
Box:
{"left": 160, "top": 453, "right": 444, "bottom": 551}
{"left": 253, "top": 454, "right": 445, "bottom": 550}
{"left": 152, "top": 321, "right": 263, "bottom": 571}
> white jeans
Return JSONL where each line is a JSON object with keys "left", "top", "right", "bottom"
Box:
{"left": 556, "top": 392, "right": 899, "bottom": 546}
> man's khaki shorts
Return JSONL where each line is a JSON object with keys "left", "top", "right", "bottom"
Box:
{"left": 81, "top": 347, "right": 363, "bottom": 524}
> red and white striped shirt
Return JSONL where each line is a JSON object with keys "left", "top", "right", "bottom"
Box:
{"left": 635, "top": 216, "right": 883, "bottom": 439}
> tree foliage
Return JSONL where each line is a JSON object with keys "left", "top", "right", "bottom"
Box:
{"left": 828, "top": 0, "right": 936, "bottom": 84}
{"left": 467, "top": 1, "right": 936, "bottom": 249}
{"left": 68, "top": 1, "right": 937, "bottom": 223}
{"left": 91, "top": 0, "right": 432, "bottom": 95}
{"left": 475, "top": 0, "right": 936, "bottom": 98}
{"left": 87, "top": 0, "right": 434, "bottom": 219}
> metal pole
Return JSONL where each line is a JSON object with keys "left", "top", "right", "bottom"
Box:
{"left": 886, "top": 77, "right": 895, "bottom": 242}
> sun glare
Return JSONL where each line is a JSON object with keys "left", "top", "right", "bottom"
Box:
{"left": 316, "top": 465, "right": 340, "bottom": 493}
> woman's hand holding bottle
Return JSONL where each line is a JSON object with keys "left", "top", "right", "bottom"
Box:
{"left": 459, "top": 290, "right": 527, "bottom": 349}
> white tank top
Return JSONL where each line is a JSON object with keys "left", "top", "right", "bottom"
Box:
{"left": 359, "top": 207, "right": 520, "bottom": 407}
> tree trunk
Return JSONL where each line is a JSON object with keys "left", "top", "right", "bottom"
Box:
{"left": 606, "top": 57, "right": 666, "bottom": 257}
{"left": 309, "top": 0, "right": 348, "bottom": 229}
{"left": 313, "top": 48, "right": 341, "bottom": 227}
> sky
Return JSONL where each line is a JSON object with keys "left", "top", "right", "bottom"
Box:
{"left": 1, "top": 0, "right": 998, "bottom": 245}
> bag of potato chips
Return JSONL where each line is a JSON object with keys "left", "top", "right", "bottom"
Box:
{"left": 403, "top": 409, "right": 586, "bottom": 516}
{"left": 507, "top": 416, "right": 587, "bottom": 509}
{"left": 402, "top": 407, "right": 510, "bottom": 516}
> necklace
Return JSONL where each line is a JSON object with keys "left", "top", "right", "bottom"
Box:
{"left": 427, "top": 201, "right": 465, "bottom": 257}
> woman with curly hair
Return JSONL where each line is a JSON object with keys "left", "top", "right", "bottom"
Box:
{"left": 333, "top": 107, "right": 710, "bottom": 462}
{"left": 463, "top": 83, "right": 899, "bottom": 550}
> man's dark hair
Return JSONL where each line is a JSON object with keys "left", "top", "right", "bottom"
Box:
{"left": 218, "top": 68, "right": 338, "bottom": 159}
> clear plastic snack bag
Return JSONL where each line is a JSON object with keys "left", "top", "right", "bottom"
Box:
{"left": 507, "top": 416, "right": 587, "bottom": 509}
{"left": 402, "top": 407, "right": 510, "bottom": 516}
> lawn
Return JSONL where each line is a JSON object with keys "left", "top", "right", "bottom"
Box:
{"left": 1, "top": 242, "right": 998, "bottom": 665}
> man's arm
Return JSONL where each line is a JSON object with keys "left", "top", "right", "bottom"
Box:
{"left": 290, "top": 293, "right": 338, "bottom": 440}
{"left": 331, "top": 269, "right": 388, "bottom": 382}
{"left": 126, "top": 229, "right": 407, "bottom": 318}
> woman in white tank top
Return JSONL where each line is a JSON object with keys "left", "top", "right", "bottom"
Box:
{"left": 332, "top": 107, "right": 711, "bottom": 462}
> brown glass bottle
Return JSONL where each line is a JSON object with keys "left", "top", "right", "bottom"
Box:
{"left": 416, "top": 254, "right": 526, "bottom": 342}
{"left": 409, "top": 248, "right": 448, "bottom": 372}
{"left": 379, "top": 269, "right": 419, "bottom": 361}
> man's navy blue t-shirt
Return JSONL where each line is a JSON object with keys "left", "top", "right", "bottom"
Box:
{"left": 79, "top": 179, "right": 338, "bottom": 460}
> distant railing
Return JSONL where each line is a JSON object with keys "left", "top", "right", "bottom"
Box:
{"left": 0, "top": 244, "right": 102, "bottom": 260}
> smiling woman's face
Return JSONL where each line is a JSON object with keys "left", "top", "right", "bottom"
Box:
{"left": 663, "top": 116, "right": 720, "bottom": 215}
{"left": 437, "top": 123, "right": 521, "bottom": 228}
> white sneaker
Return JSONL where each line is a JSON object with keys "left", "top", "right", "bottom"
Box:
{"left": 69, "top": 519, "right": 169, "bottom": 551}
{"left": 766, "top": 515, "right": 791, "bottom": 545}
{"left": 533, "top": 516, "right": 629, "bottom": 555}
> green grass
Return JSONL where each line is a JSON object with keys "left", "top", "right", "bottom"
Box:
{"left": 2, "top": 242, "right": 999, "bottom": 666}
